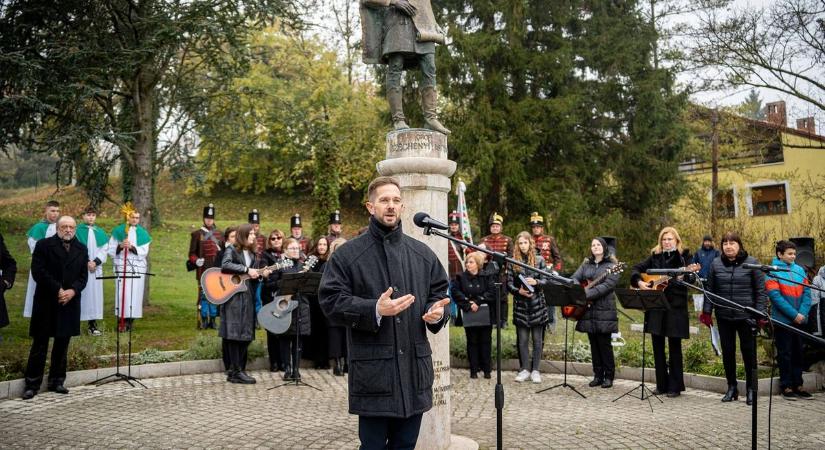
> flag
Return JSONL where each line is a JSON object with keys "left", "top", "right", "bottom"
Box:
{"left": 456, "top": 180, "right": 473, "bottom": 244}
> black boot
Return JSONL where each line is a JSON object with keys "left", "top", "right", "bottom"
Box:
{"left": 746, "top": 389, "right": 754, "bottom": 405}
{"left": 333, "top": 358, "right": 343, "bottom": 376}
{"left": 601, "top": 379, "right": 613, "bottom": 388}
{"left": 722, "top": 385, "right": 739, "bottom": 402}
{"left": 589, "top": 377, "right": 604, "bottom": 387}
{"left": 282, "top": 365, "right": 293, "bottom": 381}
{"left": 292, "top": 366, "right": 302, "bottom": 381}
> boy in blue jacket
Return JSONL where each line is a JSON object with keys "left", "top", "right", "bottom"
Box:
{"left": 766, "top": 240, "right": 812, "bottom": 400}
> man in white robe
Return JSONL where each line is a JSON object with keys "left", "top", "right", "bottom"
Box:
{"left": 77, "top": 206, "right": 108, "bottom": 335}
{"left": 108, "top": 210, "right": 151, "bottom": 330}
{"left": 23, "top": 201, "right": 60, "bottom": 317}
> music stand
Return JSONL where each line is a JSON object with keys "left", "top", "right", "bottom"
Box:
{"left": 536, "top": 282, "right": 587, "bottom": 398}
{"left": 89, "top": 267, "right": 148, "bottom": 388}
{"left": 269, "top": 271, "right": 322, "bottom": 391}
{"left": 612, "top": 288, "right": 668, "bottom": 411}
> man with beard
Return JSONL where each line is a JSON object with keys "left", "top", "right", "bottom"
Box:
{"left": 290, "top": 213, "right": 310, "bottom": 255}
{"left": 326, "top": 210, "right": 344, "bottom": 243}
{"left": 22, "top": 216, "right": 89, "bottom": 400}
{"left": 318, "top": 176, "right": 451, "bottom": 448}
{"left": 481, "top": 213, "right": 513, "bottom": 327}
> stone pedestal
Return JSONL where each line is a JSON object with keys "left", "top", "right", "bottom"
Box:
{"left": 376, "top": 129, "right": 456, "bottom": 450}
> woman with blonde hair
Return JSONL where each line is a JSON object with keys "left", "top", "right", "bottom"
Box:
{"left": 452, "top": 251, "right": 497, "bottom": 378}
{"left": 630, "top": 226, "right": 697, "bottom": 397}
{"left": 508, "top": 232, "right": 550, "bottom": 383}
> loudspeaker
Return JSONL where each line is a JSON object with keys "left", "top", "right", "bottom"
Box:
{"left": 790, "top": 237, "right": 815, "bottom": 270}
{"left": 600, "top": 236, "right": 617, "bottom": 256}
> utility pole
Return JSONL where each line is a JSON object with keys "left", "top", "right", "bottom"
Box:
{"left": 710, "top": 107, "right": 719, "bottom": 235}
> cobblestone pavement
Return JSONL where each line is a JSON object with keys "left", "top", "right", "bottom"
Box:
{"left": 1, "top": 369, "right": 824, "bottom": 449}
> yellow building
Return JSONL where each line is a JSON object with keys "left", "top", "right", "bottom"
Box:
{"left": 675, "top": 101, "right": 825, "bottom": 266}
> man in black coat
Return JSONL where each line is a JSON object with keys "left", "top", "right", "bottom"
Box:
{"left": 22, "top": 216, "right": 89, "bottom": 400}
{"left": 0, "top": 231, "right": 18, "bottom": 328}
{"left": 319, "top": 176, "right": 451, "bottom": 450}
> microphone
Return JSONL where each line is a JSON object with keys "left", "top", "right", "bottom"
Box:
{"left": 742, "top": 263, "right": 792, "bottom": 272}
{"left": 645, "top": 268, "right": 697, "bottom": 275}
{"left": 413, "top": 212, "right": 449, "bottom": 231}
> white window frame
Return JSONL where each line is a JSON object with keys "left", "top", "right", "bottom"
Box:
{"left": 745, "top": 180, "right": 791, "bottom": 216}
{"left": 707, "top": 186, "right": 739, "bottom": 218}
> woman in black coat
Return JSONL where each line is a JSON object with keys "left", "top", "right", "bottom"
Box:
{"left": 452, "top": 251, "right": 497, "bottom": 379}
{"left": 271, "top": 237, "right": 314, "bottom": 381}
{"left": 220, "top": 224, "right": 269, "bottom": 384}
{"left": 700, "top": 231, "right": 767, "bottom": 405}
{"left": 508, "top": 232, "right": 550, "bottom": 383}
{"left": 571, "top": 237, "right": 621, "bottom": 388}
{"left": 306, "top": 236, "right": 330, "bottom": 370}
{"left": 630, "top": 226, "right": 695, "bottom": 397}
{"left": 326, "top": 238, "right": 348, "bottom": 376}
{"left": 260, "top": 229, "right": 285, "bottom": 372}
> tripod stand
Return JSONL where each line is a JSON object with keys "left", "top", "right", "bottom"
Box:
{"left": 612, "top": 288, "right": 667, "bottom": 411}
{"left": 268, "top": 271, "right": 322, "bottom": 391}
{"left": 536, "top": 282, "right": 587, "bottom": 398}
{"left": 90, "top": 266, "right": 150, "bottom": 388}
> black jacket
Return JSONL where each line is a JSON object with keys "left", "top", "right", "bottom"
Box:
{"left": 572, "top": 257, "right": 620, "bottom": 334}
{"left": 318, "top": 217, "right": 449, "bottom": 418}
{"left": 507, "top": 255, "right": 550, "bottom": 328}
{"left": 219, "top": 246, "right": 257, "bottom": 341}
{"left": 703, "top": 252, "right": 768, "bottom": 321}
{"left": 630, "top": 249, "right": 693, "bottom": 339}
{"left": 267, "top": 257, "right": 313, "bottom": 336}
{"left": 0, "top": 232, "right": 17, "bottom": 328}
{"left": 451, "top": 270, "right": 497, "bottom": 324}
{"left": 29, "top": 235, "right": 88, "bottom": 338}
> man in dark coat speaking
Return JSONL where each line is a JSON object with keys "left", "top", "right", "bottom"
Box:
{"left": 22, "top": 216, "right": 89, "bottom": 400}
{"left": 319, "top": 176, "right": 451, "bottom": 449}
{"left": 0, "top": 231, "right": 18, "bottom": 329}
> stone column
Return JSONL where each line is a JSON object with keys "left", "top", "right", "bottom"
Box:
{"left": 376, "top": 129, "right": 456, "bottom": 450}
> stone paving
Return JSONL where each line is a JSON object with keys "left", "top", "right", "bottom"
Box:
{"left": 1, "top": 368, "right": 824, "bottom": 449}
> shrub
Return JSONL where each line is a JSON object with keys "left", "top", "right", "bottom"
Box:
{"left": 133, "top": 348, "right": 175, "bottom": 365}
{"left": 183, "top": 334, "right": 223, "bottom": 360}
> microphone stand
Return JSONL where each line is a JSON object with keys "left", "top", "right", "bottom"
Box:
{"left": 419, "top": 225, "right": 575, "bottom": 450}
{"left": 664, "top": 273, "right": 825, "bottom": 450}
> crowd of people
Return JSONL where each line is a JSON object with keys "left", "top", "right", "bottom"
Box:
{"left": 1, "top": 195, "right": 822, "bottom": 408}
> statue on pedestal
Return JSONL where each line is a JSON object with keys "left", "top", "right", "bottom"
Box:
{"left": 360, "top": 0, "right": 451, "bottom": 135}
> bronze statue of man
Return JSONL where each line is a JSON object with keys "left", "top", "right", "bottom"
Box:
{"left": 360, "top": 0, "right": 451, "bottom": 135}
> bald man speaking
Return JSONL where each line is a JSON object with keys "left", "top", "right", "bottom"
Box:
{"left": 22, "top": 216, "right": 89, "bottom": 400}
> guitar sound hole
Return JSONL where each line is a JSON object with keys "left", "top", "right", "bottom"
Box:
{"left": 231, "top": 275, "right": 241, "bottom": 284}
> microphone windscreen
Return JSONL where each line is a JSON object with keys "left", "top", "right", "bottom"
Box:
{"left": 413, "top": 212, "right": 429, "bottom": 228}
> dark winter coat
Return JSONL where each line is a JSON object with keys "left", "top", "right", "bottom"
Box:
{"left": 29, "top": 234, "right": 89, "bottom": 338}
{"left": 0, "top": 232, "right": 17, "bottom": 329}
{"left": 266, "top": 257, "right": 313, "bottom": 336}
{"left": 219, "top": 246, "right": 257, "bottom": 342}
{"left": 451, "top": 270, "right": 497, "bottom": 324}
{"left": 507, "top": 255, "right": 550, "bottom": 328}
{"left": 318, "top": 217, "right": 449, "bottom": 418}
{"left": 702, "top": 252, "right": 768, "bottom": 321}
{"left": 572, "top": 257, "right": 620, "bottom": 334}
{"left": 630, "top": 249, "right": 693, "bottom": 339}
{"left": 692, "top": 246, "right": 720, "bottom": 279}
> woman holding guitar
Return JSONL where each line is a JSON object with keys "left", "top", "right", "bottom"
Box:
{"left": 630, "top": 226, "right": 697, "bottom": 398}
{"left": 261, "top": 229, "right": 286, "bottom": 373}
{"left": 571, "top": 238, "right": 622, "bottom": 388}
{"left": 220, "top": 224, "right": 271, "bottom": 384}
{"left": 508, "top": 232, "right": 550, "bottom": 384}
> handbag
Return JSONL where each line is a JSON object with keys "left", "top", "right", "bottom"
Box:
{"left": 462, "top": 303, "right": 491, "bottom": 327}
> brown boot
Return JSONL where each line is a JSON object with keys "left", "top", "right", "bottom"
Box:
{"left": 387, "top": 88, "right": 409, "bottom": 130}
{"left": 420, "top": 86, "right": 451, "bottom": 135}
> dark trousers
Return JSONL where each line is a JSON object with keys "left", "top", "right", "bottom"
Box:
{"left": 279, "top": 335, "right": 303, "bottom": 369}
{"left": 222, "top": 338, "right": 231, "bottom": 371}
{"left": 24, "top": 335, "right": 71, "bottom": 391}
{"left": 774, "top": 326, "right": 804, "bottom": 390}
{"left": 225, "top": 339, "right": 250, "bottom": 373}
{"left": 358, "top": 413, "right": 423, "bottom": 450}
{"left": 516, "top": 325, "right": 544, "bottom": 372}
{"left": 717, "top": 317, "right": 756, "bottom": 390}
{"left": 651, "top": 334, "right": 685, "bottom": 393}
{"left": 465, "top": 325, "right": 492, "bottom": 374}
{"left": 266, "top": 331, "right": 282, "bottom": 370}
{"left": 328, "top": 326, "right": 347, "bottom": 359}
{"left": 588, "top": 332, "right": 615, "bottom": 380}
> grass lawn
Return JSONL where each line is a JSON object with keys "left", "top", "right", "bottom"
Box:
{"left": 0, "top": 180, "right": 775, "bottom": 381}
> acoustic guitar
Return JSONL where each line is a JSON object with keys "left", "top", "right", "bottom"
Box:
{"left": 638, "top": 263, "right": 701, "bottom": 291}
{"left": 201, "top": 259, "right": 294, "bottom": 305}
{"left": 258, "top": 256, "right": 318, "bottom": 334}
{"left": 561, "top": 262, "right": 626, "bottom": 321}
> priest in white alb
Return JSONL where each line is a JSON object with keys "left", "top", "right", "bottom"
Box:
{"left": 108, "top": 207, "right": 151, "bottom": 331}
{"left": 23, "top": 200, "right": 60, "bottom": 318}
{"left": 77, "top": 206, "right": 108, "bottom": 336}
